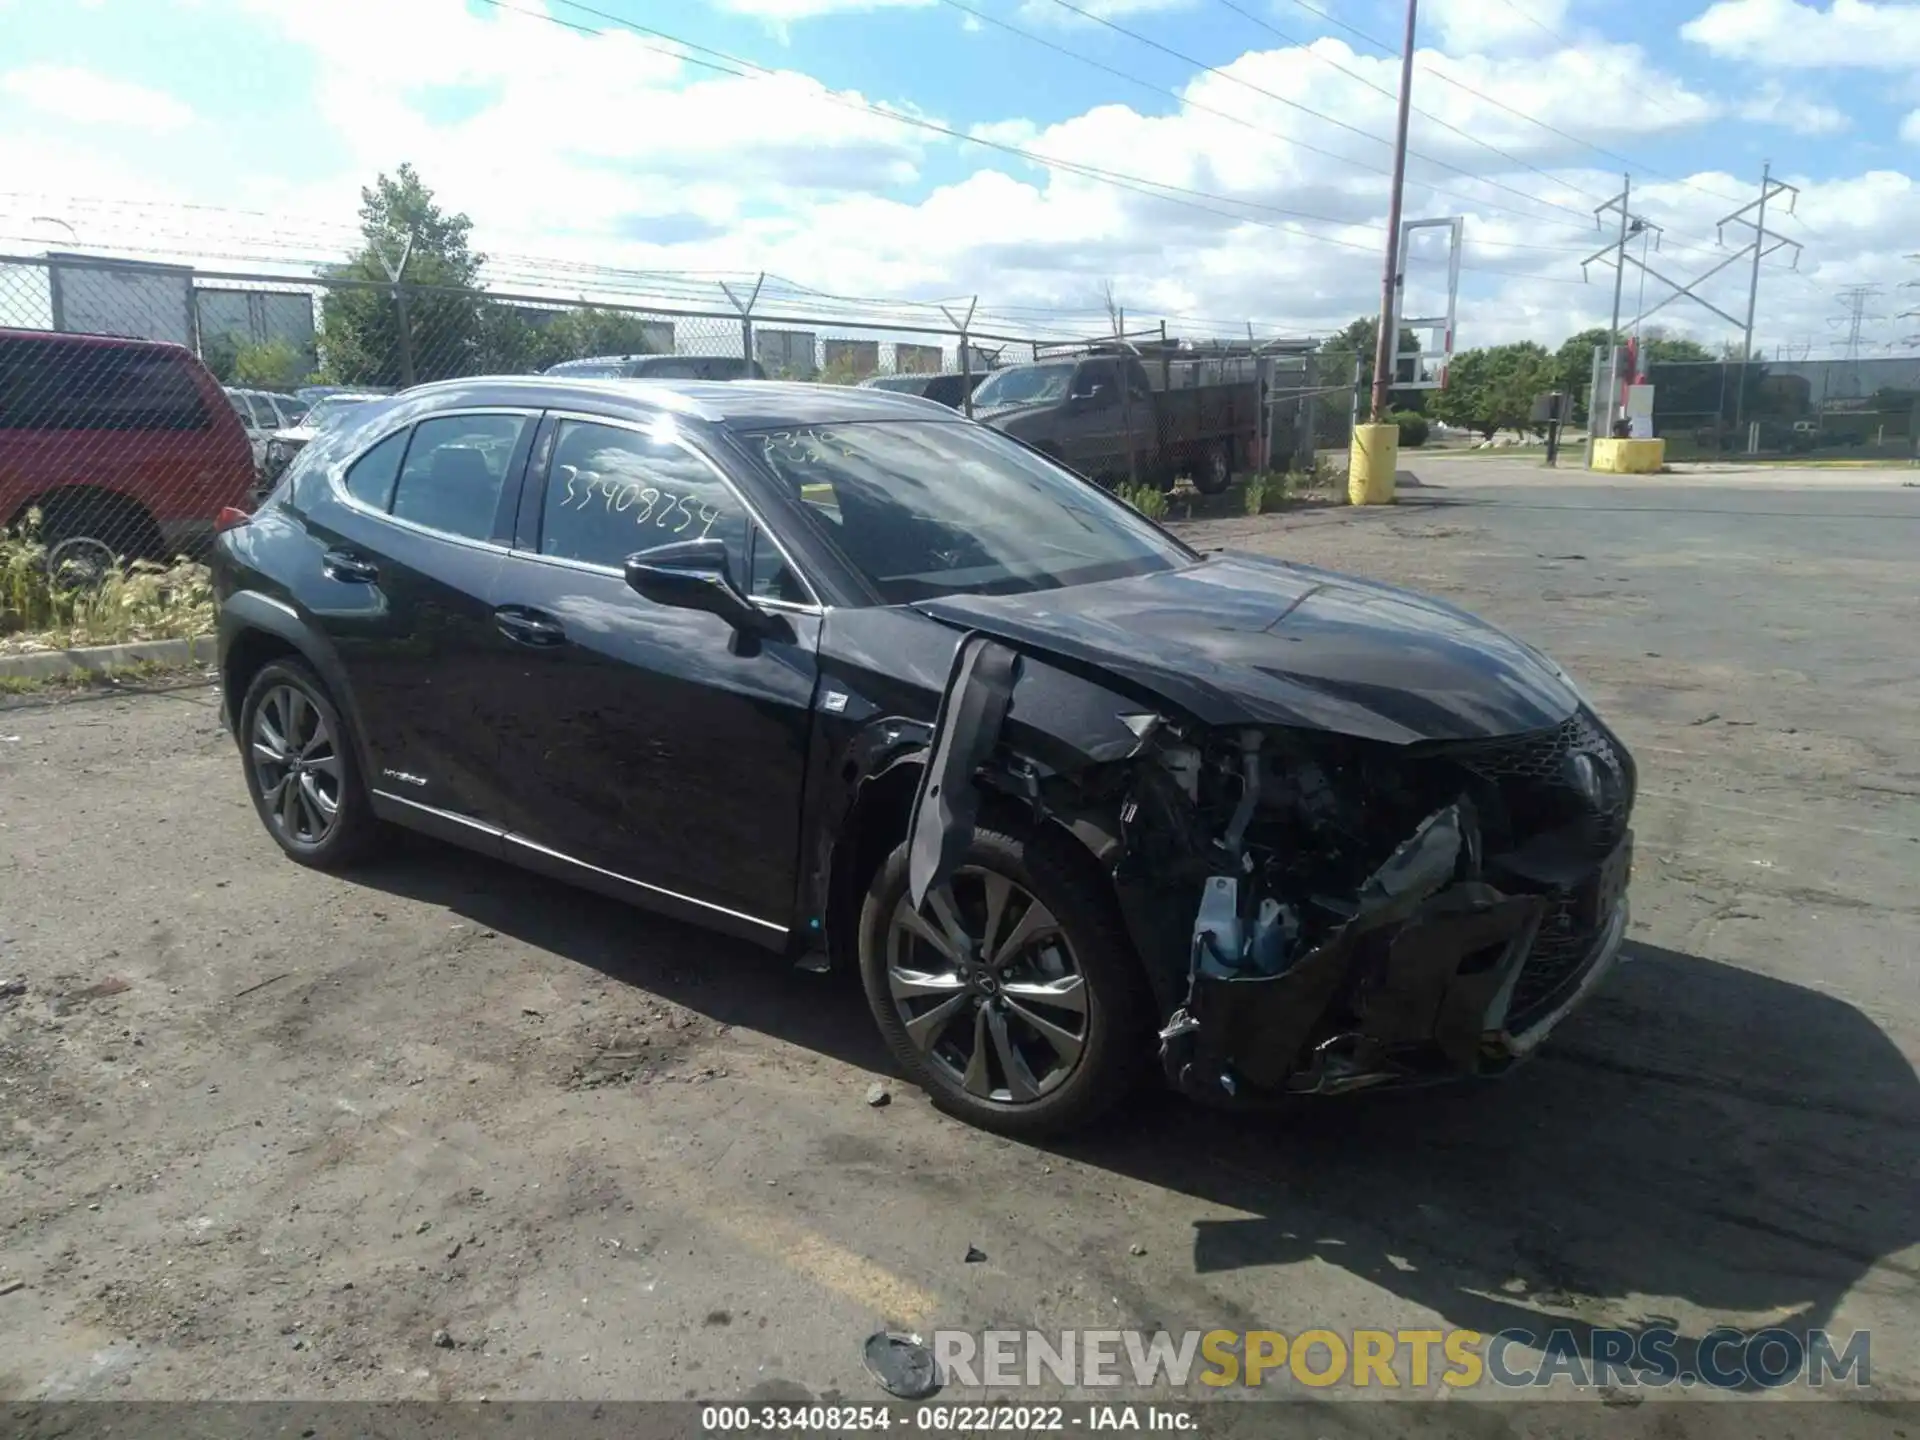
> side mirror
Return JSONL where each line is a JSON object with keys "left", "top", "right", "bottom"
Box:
{"left": 1068, "top": 382, "right": 1107, "bottom": 411}
{"left": 624, "top": 538, "right": 768, "bottom": 633}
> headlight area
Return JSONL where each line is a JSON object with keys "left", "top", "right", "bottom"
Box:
{"left": 1123, "top": 721, "right": 1634, "bottom": 1102}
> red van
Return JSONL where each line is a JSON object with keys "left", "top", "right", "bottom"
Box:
{"left": 0, "top": 328, "right": 256, "bottom": 567}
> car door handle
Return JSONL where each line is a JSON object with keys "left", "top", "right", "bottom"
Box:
{"left": 494, "top": 609, "right": 568, "bottom": 647}
{"left": 322, "top": 549, "right": 379, "bottom": 584}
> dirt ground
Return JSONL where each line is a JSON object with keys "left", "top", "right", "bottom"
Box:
{"left": 1, "top": 460, "right": 1915, "bottom": 1426}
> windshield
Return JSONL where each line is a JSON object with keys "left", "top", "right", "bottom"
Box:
{"left": 748, "top": 420, "right": 1191, "bottom": 603}
{"left": 970, "top": 363, "right": 1075, "bottom": 409}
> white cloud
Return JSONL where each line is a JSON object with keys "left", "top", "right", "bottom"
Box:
{"left": 1426, "top": 0, "right": 1570, "bottom": 55}
{"left": 8, "top": 0, "right": 1920, "bottom": 362}
{"left": 1735, "top": 80, "right": 1850, "bottom": 131}
{"left": 1902, "top": 108, "right": 1920, "bottom": 143}
{"left": 1017, "top": 0, "right": 1197, "bottom": 22}
{"left": 1682, "top": 0, "right": 1920, "bottom": 69}
{"left": 0, "top": 64, "right": 195, "bottom": 132}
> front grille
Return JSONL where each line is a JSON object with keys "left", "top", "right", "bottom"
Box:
{"left": 1444, "top": 709, "right": 1636, "bottom": 1029}
{"left": 1452, "top": 708, "right": 1633, "bottom": 857}
{"left": 1510, "top": 893, "right": 1596, "bottom": 1022}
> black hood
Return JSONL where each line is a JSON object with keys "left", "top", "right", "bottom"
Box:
{"left": 912, "top": 553, "right": 1581, "bottom": 745}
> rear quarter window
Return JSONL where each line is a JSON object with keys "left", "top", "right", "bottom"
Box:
{"left": 0, "top": 337, "right": 211, "bottom": 432}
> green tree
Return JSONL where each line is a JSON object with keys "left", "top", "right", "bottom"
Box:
{"left": 1431, "top": 342, "right": 1556, "bottom": 440}
{"left": 200, "top": 331, "right": 241, "bottom": 385}
{"left": 1316, "top": 315, "right": 1427, "bottom": 415}
{"left": 545, "top": 306, "right": 663, "bottom": 361}
{"left": 318, "top": 165, "right": 486, "bottom": 386}
{"left": 231, "top": 338, "right": 308, "bottom": 391}
{"left": 1642, "top": 335, "right": 1713, "bottom": 365}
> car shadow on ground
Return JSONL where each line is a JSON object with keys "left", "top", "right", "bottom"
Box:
{"left": 1046, "top": 942, "right": 1919, "bottom": 1389}
{"left": 356, "top": 843, "right": 1916, "bottom": 1388}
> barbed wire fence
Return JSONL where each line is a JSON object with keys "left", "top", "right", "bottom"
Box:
{"left": 0, "top": 248, "right": 1349, "bottom": 580}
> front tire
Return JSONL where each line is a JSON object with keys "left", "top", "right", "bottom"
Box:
{"left": 238, "top": 658, "right": 382, "bottom": 870}
{"left": 858, "top": 819, "right": 1150, "bottom": 1137}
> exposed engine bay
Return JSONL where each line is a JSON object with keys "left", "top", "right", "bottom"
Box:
{"left": 904, "top": 633, "right": 1637, "bottom": 1103}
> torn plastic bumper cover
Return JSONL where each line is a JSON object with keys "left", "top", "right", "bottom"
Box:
{"left": 1160, "top": 802, "right": 1632, "bottom": 1100}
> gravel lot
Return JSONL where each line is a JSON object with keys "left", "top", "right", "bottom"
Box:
{"left": 1, "top": 457, "right": 1915, "bottom": 1426}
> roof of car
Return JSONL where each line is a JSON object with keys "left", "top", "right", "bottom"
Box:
{"left": 392, "top": 375, "right": 959, "bottom": 428}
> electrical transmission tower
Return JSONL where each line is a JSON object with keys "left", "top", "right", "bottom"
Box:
{"left": 1830, "top": 285, "right": 1883, "bottom": 361}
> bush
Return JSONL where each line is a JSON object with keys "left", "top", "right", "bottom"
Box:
{"left": 1390, "top": 410, "right": 1429, "bottom": 447}
{"left": 1115, "top": 481, "right": 1168, "bottom": 520}
{"left": 1, "top": 510, "right": 213, "bottom": 647}
{"left": 1242, "top": 471, "right": 1292, "bottom": 515}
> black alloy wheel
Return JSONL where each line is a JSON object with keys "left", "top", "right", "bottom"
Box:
{"left": 238, "top": 658, "right": 382, "bottom": 869}
{"left": 859, "top": 819, "right": 1149, "bottom": 1137}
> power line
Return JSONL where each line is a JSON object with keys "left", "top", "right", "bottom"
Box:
{"left": 1203, "top": 0, "right": 1626, "bottom": 214}
{"left": 1039, "top": 0, "right": 1610, "bottom": 232}
{"left": 1233, "top": 0, "right": 1752, "bottom": 214}
{"left": 510, "top": 0, "right": 1591, "bottom": 280}
{"left": 934, "top": 0, "right": 1633, "bottom": 244}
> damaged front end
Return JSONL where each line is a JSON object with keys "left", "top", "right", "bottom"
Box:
{"left": 1140, "top": 711, "right": 1636, "bottom": 1101}
{"left": 907, "top": 634, "right": 1636, "bottom": 1106}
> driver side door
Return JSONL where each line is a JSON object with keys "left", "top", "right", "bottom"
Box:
{"left": 484, "top": 413, "right": 822, "bottom": 943}
{"left": 1059, "top": 359, "right": 1126, "bottom": 480}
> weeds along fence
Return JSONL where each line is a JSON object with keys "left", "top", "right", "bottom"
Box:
{"left": 0, "top": 252, "right": 1065, "bottom": 578}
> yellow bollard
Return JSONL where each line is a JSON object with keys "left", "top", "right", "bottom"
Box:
{"left": 1348, "top": 423, "right": 1398, "bottom": 505}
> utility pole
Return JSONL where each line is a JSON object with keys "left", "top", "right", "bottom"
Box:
{"left": 1367, "top": 0, "right": 1418, "bottom": 423}
{"left": 1582, "top": 178, "right": 1654, "bottom": 443}
{"left": 1718, "top": 166, "right": 1799, "bottom": 430}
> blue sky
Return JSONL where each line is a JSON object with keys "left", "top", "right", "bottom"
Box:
{"left": 1, "top": 0, "right": 1917, "bottom": 351}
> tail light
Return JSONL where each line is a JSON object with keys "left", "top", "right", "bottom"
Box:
{"left": 215, "top": 507, "right": 252, "bottom": 534}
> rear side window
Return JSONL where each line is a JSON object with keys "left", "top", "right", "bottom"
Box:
{"left": 387, "top": 414, "right": 527, "bottom": 540}
{"left": 0, "top": 337, "right": 211, "bottom": 431}
{"left": 344, "top": 429, "right": 409, "bottom": 510}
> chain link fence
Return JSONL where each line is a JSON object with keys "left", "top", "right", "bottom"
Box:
{"left": 1645, "top": 357, "right": 1920, "bottom": 462}
{"left": 0, "top": 253, "right": 1066, "bottom": 576}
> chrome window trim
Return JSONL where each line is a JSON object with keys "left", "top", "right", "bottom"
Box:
{"left": 327, "top": 406, "right": 541, "bottom": 554}
{"left": 535, "top": 408, "right": 824, "bottom": 613}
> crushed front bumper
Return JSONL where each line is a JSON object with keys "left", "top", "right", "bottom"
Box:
{"left": 1161, "top": 829, "right": 1633, "bottom": 1102}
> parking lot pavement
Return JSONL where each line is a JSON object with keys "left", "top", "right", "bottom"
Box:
{"left": 1, "top": 468, "right": 1915, "bottom": 1423}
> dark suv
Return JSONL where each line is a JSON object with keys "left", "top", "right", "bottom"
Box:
{"left": 212, "top": 376, "right": 1634, "bottom": 1137}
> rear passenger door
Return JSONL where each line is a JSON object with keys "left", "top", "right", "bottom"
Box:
{"left": 295, "top": 408, "right": 539, "bottom": 826}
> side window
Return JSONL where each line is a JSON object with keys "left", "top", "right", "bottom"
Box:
{"left": 389, "top": 414, "right": 527, "bottom": 540}
{"left": 1127, "top": 364, "right": 1153, "bottom": 402}
{"left": 539, "top": 420, "right": 749, "bottom": 574}
{"left": 747, "top": 526, "right": 813, "bottom": 605}
{"left": 343, "top": 428, "right": 410, "bottom": 510}
{"left": 1074, "top": 361, "right": 1119, "bottom": 407}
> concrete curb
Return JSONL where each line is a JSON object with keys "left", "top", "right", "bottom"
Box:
{"left": 0, "top": 634, "right": 216, "bottom": 681}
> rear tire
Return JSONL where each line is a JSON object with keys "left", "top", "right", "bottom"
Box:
{"left": 1191, "top": 442, "right": 1233, "bottom": 496}
{"left": 238, "top": 658, "right": 384, "bottom": 870}
{"left": 858, "top": 818, "right": 1151, "bottom": 1138}
{"left": 35, "top": 491, "right": 162, "bottom": 573}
